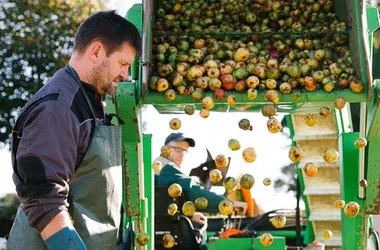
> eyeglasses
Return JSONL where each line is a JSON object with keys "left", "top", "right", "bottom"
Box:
{"left": 168, "top": 146, "right": 188, "bottom": 154}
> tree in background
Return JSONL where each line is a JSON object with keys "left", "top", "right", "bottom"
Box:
{"left": 273, "top": 117, "right": 298, "bottom": 195}
{"left": 273, "top": 162, "right": 298, "bottom": 194}
{"left": 0, "top": 0, "right": 104, "bottom": 145}
{"left": 0, "top": 193, "right": 19, "bottom": 237}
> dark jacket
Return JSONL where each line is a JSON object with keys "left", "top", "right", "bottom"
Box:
{"left": 11, "top": 67, "right": 104, "bottom": 232}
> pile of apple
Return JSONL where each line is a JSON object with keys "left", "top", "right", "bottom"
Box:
{"left": 154, "top": 0, "right": 342, "bottom": 34}
{"left": 149, "top": 0, "right": 364, "bottom": 101}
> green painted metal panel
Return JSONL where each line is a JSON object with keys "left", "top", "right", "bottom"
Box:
{"left": 366, "top": 81, "right": 380, "bottom": 214}
{"left": 115, "top": 83, "right": 140, "bottom": 142}
{"left": 367, "top": 81, "right": 380, "bottom": 140}
{"left": 256, "top": 230, "right": 306, "bottom": 238}
{"left": 126, "top": 4, "right": 142, "bottom": 82}
{"left": 365, "top": 139, "right": 380, "bottom": 214}
{"left": 366, "top": 5, "right": 380, "bottom": 34}
{"left": 354, "top": 197, "right": 368, "bottom": 250}
{"left": 126, "top": 3, "right": 142, "bottom": 33}
{"left": 206, "top": 230, "right": 305, "bottom": 241}
{"left": 372, "top": 34, "right": 380, "bottom": 80}
{"left": 142, "top": 134, "right": 154, "bottom": 249}
{"left": 207, "top": 237, "right": 286, "bottom": 250}
{"left": 368, "top": 33, "right": 374, "bottom": 65}
{"left": 207, "top": 238, "right": 252, "bottom": 250}
{"left": 335, "top": 108, "right": 345, "bottom": 134}
{"left": 114, "top": 83, "right": 141, "bottom": 217}
{"left": 366, "top": 5, "right": 380, "bottom": 75}
{"left": 340, "top": 132, "right": 360, "bottom": 250}
{"left": 253, "top": 237, "right": 286, "bottom": 250}
{"left": 122, "top": 142, "right": 140, "bottom": 216}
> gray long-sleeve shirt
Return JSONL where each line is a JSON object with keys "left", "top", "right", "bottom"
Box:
{"left": 11, "top": 67, "right": 105, "bottom": 232}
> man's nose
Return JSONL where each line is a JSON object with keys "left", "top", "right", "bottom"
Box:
{"left": 120, "top": 69, "right": 128, "bottom": 80}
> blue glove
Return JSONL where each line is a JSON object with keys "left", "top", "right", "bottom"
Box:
{"left": 44, "top": 227, "right": 87, "bottom": 250}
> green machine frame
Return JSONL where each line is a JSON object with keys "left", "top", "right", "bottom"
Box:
{"left": 106, "top": 1, "right": 380, "bottom": 249}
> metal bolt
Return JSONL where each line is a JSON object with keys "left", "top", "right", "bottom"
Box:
{"left": 359, "top": 179, "right": 368, "bottom": 188}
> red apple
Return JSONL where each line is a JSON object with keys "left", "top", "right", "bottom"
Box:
{"left": 220, "top": 74, "right": 236, "bottom": 91}
{"left": 213, "top": 88, "right": 226, "bottom": 100}
{"left": 234, "top": 80, "right": 247, "bottom": 92}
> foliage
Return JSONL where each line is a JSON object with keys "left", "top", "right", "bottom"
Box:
{"left": 0, "top": 193, "right": 19, "bottom": 237}
{"left": 273, "top": 117, "right": 298, "bottom": 195}
{"left": 0, "top": 0, "right": 104, "bottom": 145}
{"left": 273, "top": 162, "right": 298, "bottom": 194}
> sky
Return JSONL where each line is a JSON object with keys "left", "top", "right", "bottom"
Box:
{"left": 0, "top": 0, "right": 303, "bottom": 212}
{"left": 0, "top": 145, "right": 13, "bottom": 197}
{"left": 142, "top": 105, "right": 301, "bottom": 212}
{"left": 106, "top": 0, "right": 141, "bottom": 16}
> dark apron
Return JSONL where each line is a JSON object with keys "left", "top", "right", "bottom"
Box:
{"left": 7, "top": 65, "right": 123, "bottom": 250}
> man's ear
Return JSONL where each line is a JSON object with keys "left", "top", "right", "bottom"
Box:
{"left": 89, "top": 42, "right": 105, "bottom": 63}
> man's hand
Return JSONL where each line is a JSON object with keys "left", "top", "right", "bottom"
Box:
{"left": 191, "top": 212, "right": 207, "bottom": 226}
{"left": 232, "top": 200, "right": 248, "bottom": 215}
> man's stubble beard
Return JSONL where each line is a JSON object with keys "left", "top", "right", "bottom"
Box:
{"left": 91, "top": 59, "right": 113, "bottom": 95}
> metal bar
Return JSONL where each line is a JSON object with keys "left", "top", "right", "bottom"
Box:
{"left": 364, "top": 140, "right": 380, "bottom": 214}
{"left": 255, "top": 230, "right": 306, "bottom": 238}
{"left": 355, "top": 197, "right": 368, "bottom": 250}
{"left": 115, "top": 83, "right": 141, "bottom": 216}
{"left": 142, "top": 134, "right": 154, "bottom": 249}
{"left": 138, "top": 145, "right": 145, "bottom": 201}
{"left": 359, "top": 102, "right": 367, "bottom": 199}
{"left": 361, "top": 3, "right": 375, "bottom": 100}
{"left": 141, "top": 0, "right": 152, "bottom": 96}
{"left": 142, "top": 89, "right": 367, "bottom": 105}
{"left": 340, "top": 133, "right": 360, "bottom": 250}
{"left": 365, "top": 85, "right": 380, "bottom": 215}
{"left": 335, "top": 108, "right": 344, "bottom": 135}
{"left": 354, "top": 0, "right": 371, "bottom": 99}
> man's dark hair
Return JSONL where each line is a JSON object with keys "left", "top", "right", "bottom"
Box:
{"left": 73, "top": 10, "right": 141, "bottom": 56}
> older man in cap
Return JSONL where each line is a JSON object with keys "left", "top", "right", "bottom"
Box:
{"left": 155, "top": 133, "right": 246, "bottom": 222}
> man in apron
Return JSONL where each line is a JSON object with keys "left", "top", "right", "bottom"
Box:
{"left": 7, "top": 10, "right": 141, "bottom": 249}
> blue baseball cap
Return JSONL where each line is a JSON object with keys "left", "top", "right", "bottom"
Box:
{"left": 165, "top": 133, "right": 195, "bottom": 147}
